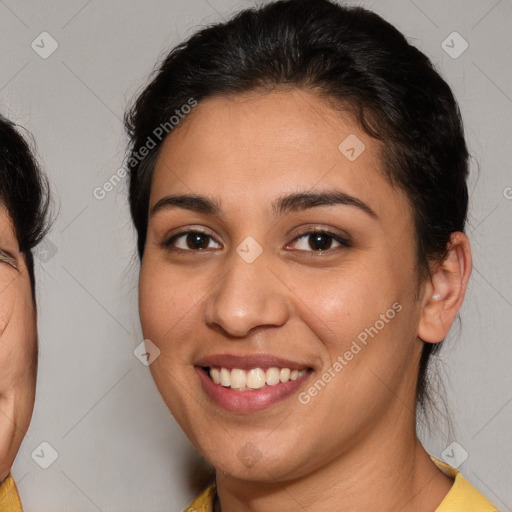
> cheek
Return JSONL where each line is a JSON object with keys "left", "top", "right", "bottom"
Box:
{"left": 138, "top": 257, "right": 209, "bottom": 376}
{"left": 0, "top": 281, "right": 37, "bottom": 396}
{"left": 286, "top": 260, "right": 416, "bottom": 410}
{"left": 285, "top": 263, "right": 395, "bottom": 349}
{"left": 0, "top": 272, "right": 16, "bottom": 330}
{"left": 14, "top": 290, "right": 38, "bottom": 377}
{"left": 139, "top": 259, "right": 190, "bottom": 338}
{"left": 138, "top": 260, "right": 195, "bottom": 414}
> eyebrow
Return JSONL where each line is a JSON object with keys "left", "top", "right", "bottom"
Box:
{"left": 150, "top": 190, "right": 377, "bottom": 219}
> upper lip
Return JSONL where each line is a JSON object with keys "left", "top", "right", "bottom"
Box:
{"left": 195, "top": 353, "right": 311, "bottom": 370}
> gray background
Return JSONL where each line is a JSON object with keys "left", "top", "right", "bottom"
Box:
{"left": 1, "top": 0, "right": 511, "bottom": 510}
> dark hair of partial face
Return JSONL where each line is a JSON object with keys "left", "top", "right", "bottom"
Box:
{"left": 0, "top": 114, "right": 51, "bottom": 300}
{"left": 124, "top": 0, "right": 469, "bottom": 415}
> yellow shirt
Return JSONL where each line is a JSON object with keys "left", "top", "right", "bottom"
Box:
{"left": 0, "top": 476, "right": 22, "bottom": 512}
{"left": 184, "top": 457, "right": 499, "bottom": 512}
{"left": 0, "top": 458, "right": 499, "bottom": 511}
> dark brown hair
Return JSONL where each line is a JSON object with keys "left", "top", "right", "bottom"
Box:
{"left": 0, "top": 114, "right": 51, "bottom": 298}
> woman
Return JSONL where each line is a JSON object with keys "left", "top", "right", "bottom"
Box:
{"left": 125, "top": 1, "right": 498, "bottom": 510}
{"left": 0, "top": 115, "right": 51, "bottom": 510}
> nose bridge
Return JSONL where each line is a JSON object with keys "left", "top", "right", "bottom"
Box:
{"left": 203, "top": 242, "right": 289, "bottom": 337}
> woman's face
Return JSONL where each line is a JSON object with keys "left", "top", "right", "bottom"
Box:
{"left": 139, "top": 89, "right": 427, "bottom": 481}
{"left": 0, "top": 205, "right": 37, "bottom": 481}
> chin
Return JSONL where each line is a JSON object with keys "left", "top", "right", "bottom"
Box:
{"left": 194, "top": 435, "right": 311, "bottom": 484}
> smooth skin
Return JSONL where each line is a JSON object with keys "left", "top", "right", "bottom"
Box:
{"left": 0, "top": 205, "right": 37, "bottom": 483}
{"left": 139, "top": 89, "right": 472, "bottom": 512}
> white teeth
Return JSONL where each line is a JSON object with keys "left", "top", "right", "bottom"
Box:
{"left": 230, "top": 368, "right": 246, "bottom": 389}
{"left": 247, "top": 368, "right": 266, "bottom": 389}
{"left": 210, "top": 367, "right": 220, "bottom": 384}
{"left": 208, "top": 366, "right": 308, "bottom": 390}
{"left": 279, "top": 368, "right": 291, "bottom": 382}
{"left": 265, "top": 367, "right": 280, "bottom": 386}
{"left": 220, "top": 367, "right": 231, "bottom": 387}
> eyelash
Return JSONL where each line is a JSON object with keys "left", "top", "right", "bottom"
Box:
{"left": 161, "top": 228, "right": 351, "bottom": 256}
{"left": 0, "top": 249, "right": 18, "bottom": 269}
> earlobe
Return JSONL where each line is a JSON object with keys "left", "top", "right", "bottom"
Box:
{"left": 417, "top": 232, "right": 472, "bottom": 344}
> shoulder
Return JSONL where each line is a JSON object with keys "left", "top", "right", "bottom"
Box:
{"left": 432, "top": 457, "right": 500, "bottom": 512}
{"left": 184, "top": 483, "right": 216, "bottom": 512}
{"left": 0, "top": 475, "right": 23, "bottom": 512}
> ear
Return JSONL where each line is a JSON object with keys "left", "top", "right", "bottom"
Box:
{"left": 417, "top": 232, "right": 472, "bottom": 344}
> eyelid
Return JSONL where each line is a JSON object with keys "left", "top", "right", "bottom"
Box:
{"left": 162, "top": 225, "right": 351, "bottom": 254}
{"left": 162, "top": 225, "right": 218, "bottom": 245}
{"left": 0, "top": 249, "right": 18, "bottom": 269}
{"left": 285, "top": 226, "right": 351, "bottom": 253}
{"left": 291, "top": 225, "right": 351, "bottom": 241}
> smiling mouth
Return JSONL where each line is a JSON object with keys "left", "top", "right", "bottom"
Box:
{"left": 204, "top": 366, "right": 311, "bottom": 391}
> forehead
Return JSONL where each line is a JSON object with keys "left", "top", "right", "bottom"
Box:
{"left": 150, "top": 89, "right": 408, "bottom": 221}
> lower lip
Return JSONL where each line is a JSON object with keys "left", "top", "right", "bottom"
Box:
{"left": 195, "top": 367, "right": 312, "bottom": 412}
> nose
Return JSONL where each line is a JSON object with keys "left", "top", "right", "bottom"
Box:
{"left": 203, "top": 248, "right": 290, "bottom": 338}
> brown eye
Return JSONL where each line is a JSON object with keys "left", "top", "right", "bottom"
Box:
{"left": 289, "top": 230, "right": 351, "bottom": 253}
{"left": 164, "top": 230, "right": 221, "bottom": 252}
